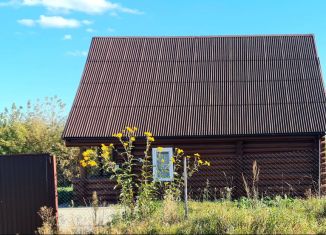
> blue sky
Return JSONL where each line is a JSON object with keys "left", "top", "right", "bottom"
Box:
{"left": 0, "top": 0, "right": 326, "bottom": 113}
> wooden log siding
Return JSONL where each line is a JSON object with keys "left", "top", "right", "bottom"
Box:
{"left": 321, "top": 136, "right": 326, "bottom": 194}
{"left": 72, "top": 178, "right": 118, "bottom": 205}
{"left": 72, "top": 135, "right": 321, "bottom": 203}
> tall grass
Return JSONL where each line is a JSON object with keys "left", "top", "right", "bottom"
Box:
{"left": 100, "top": 197, "right": 326, "bottom": 234}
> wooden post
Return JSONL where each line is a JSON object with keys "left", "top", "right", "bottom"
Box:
{"left": 235, "top": 141, "right": 244, "bottom": 198}
{"left": 76, "top": 146, "right": 87, "bottom": 205}
{"left": 183, "top": 156, "right": 188, "bottom": 219}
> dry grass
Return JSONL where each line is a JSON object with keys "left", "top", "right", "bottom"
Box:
{"left": 242, "top": 160, "right": 260, "bottom": 200}
{"left": 55, "top": 197, "right": 326, "bottom": 234}
{"left": 37, "top": 206, "right": 56, "bottom": 235}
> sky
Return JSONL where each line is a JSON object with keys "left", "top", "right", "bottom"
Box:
{"left": 0, "top": 0, "right": 326, "bottom": 113}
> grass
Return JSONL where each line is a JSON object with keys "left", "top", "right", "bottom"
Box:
{"left": 56, "top": 197, "right": 326, "bottom": 234}
{"left": 57, "top": 186, "right": 73, "bottom": 206}
{"left": 102, "top": 197, "right": 326, "bottom": 234}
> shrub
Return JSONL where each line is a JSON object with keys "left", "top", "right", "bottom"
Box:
{"left": 57, "top": 186, "right": 73, "bottom": 206}
{"left": 0, "top": 97, "right": 79, "bottom": 187}
{"left": 37, "top": 206, "right": 56, "bottom": 235}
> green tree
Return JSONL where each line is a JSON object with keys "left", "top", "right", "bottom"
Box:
{"left": 0, "top": 96, "right": 79, "bottom": 186}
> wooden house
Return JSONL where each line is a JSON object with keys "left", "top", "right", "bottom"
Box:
{"left": 63, "top": 35, "right": 326, "bottom": 202}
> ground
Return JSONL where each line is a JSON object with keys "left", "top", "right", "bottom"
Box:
{"left": 58, "top": 206, "right": 117, "bottom": 233}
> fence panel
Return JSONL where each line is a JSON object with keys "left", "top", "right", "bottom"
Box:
{"left": 0, "top": 154, "right": 57, "bottom": 234}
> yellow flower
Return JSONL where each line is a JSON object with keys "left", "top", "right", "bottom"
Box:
{"left": 126, "top": 126, "right": 134, "bottom": 133}
{"left": 101, "top": 151, "right": 110, "bottom": 159}
{"left": 198, "top": 159, "right": 203, "bottom": 165}
{"left": 101, "top": 144, "right": 109, "bottom": 152}
{"left": 171, "top": 157, "right": 175, "bottom": 163}
{"left": 113, "top": 133, "right": 123, "bottom": 138}
{"left": 161, "top": 158, "right": 165, "bottom": 163}
{"left": 133, "top": 127, "right": 138, "bottom": 131}
{"left": 205, "top": 161, "right": 211, "bottom": 166}
{"left": 101, "top": 144, "right": 110, "bottom": 159}
{"left": 84, "top": 156, "right": 90, "bottom": 161}
{"left": 130, "top": 136, "right": 136, "bottom": 142}
{"left": 144, "top": 131, "right": 153, "bottom": 137}
{"left": 109, "top": 143, "right": 114, "bottom": 148}
{"left": 88, "top": 160, "right": 97, "bottom": 167}
{"left": 177, "top": 148, "right": 184, "bottom": 155}
{"left": 102, "top": 152, "right": 109, "bottom": 159}
{"left": 82, "top": 149, "right": 95, "bottom": 158}
{"left": 194, "top": 153, "right": 200, "bottom": 157}
{"left": 148, "top": 136, "right": 155, "bottom": 142}
{"left": 123, "top": 142, "right": 128, "bottom": 147}
{"left": 157, "top": 146, "right": 163, "bottom": 152}
{"left": 82, "top": 150, "right": 89, "bottom": 158}
{"left": 186, "top": 155, "right": 191, "bottom": 159}
{"left": 80, "top": 160, "right": 87, "bottom": 168}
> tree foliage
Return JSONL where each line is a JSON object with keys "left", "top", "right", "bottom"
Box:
{"left": 0, "top": 96, "right": 79, "bottom": 186}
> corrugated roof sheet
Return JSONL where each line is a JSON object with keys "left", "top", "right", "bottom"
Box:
{"left": 62, "top": 35, "right": 326, "bottom": 139}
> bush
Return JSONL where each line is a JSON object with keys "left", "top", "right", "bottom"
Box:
{"left": 58, "top": 186, "right": 73, "bottom": 206}
{"left": 0, "top": 97, "right": 79, "bottom": 187}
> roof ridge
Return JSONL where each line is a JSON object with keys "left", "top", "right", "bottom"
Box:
{"left": 92, "top": 34, "right": 314, "bottom": 39}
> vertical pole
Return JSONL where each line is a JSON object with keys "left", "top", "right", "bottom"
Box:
{"left": 77, "top": 146, "right": 87, "bottom": 205}
{"left": 79, "top": 146, "right": 87, "bottom": 179}
{"left": 183, "top": 156, "right": 188, "bottom": 219}
{"left": 52, "top": 155, "right": 59, "bottom": 228}
{"left": 235, "top": 141, "right": 243, "bottom": 198}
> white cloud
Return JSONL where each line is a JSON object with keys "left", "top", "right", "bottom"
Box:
{"left": 82, "top": 20, "right": 93, "bottom": 25}
{"left": 86, "top": 28, "right": 95, "bottom": 33}
{"left": 20, "top": 0, "right": 142, "bottom": 15}
{"left": 66, "top": 50, "right": 87, "bottom": 57}
{"left": 38, "top": 15, "right": 80, "bottom": 28}
{"left": 17, "top": 18, "right": 35, "bottom": 26}
{"left": 117, "top": 6, "right": 142, "bottom": 15}
{"left": 107, "top": 27, "right": 115, "bottom": 32}
{"left": 18, "top": 15, "right": 81, "bottom": 28}
{"left": 0, "top": 0, "right": 19, "bottom": 7}
{"left": 63, "top": 34, "right": 72, "bottom": 40}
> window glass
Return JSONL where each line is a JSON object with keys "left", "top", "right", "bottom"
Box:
{"left": 152, "top": 147, "right": 173, "bottom": 181}
{"left": 156, "top": 151, "right": 170, "bottom": 179}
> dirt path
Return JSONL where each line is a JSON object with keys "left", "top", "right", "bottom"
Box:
{"left": 58, "top": 206, "right": 119, "bottom": 233}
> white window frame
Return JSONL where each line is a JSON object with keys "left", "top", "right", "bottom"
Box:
{"left": 152, "top": 147, "right": 174, "bottom": 182}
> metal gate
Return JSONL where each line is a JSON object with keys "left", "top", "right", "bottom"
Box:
{"left": 0, "top": 154, "right": 57, "bottom": 234}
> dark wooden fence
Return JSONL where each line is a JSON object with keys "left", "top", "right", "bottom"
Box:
{"left": 0, "top": 154, "right": 57, "bottom": 234}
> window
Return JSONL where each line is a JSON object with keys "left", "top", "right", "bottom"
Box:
{"left": 152, "top": 147, "right": 173, "bottom": 181}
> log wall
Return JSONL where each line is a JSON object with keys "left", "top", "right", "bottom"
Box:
{"left": 72, "top": 135, "right": 322, "bottom": 203}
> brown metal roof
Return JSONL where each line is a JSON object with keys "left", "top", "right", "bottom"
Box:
{"left": 62, "top": 35, "right": 326, "bottom": 140}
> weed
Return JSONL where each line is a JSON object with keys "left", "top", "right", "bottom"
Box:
{"left": 242, "top": 160, "right": 260, "bottom": 202}
{"left": 37, "top": 206, "right": 56, "bottom": 235}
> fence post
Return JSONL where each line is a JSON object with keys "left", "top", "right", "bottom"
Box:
{"left": 75, "top": 146, "right": 88, "bottom": 205}
{"left": 183, "top": 156, "right": 188, "bottom": 219}
{"left": 235, "top": 141, "right": 244, "bottom": 198}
